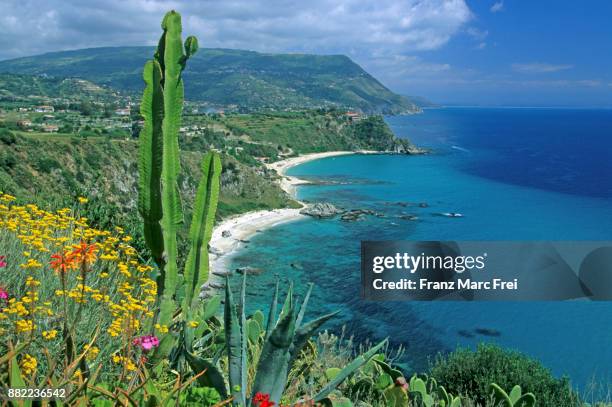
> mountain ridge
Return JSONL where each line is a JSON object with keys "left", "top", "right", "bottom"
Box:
{"left": 0, "top": 46, "right": 420, "bottom": 114}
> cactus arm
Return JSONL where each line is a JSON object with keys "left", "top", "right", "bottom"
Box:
{"left": 251, "top": 306, "right": 297, "bottom": 403}
{"left": 183, "top": 151, "right": 221, "bottom": 309}
{"left": 225, "top": 276, "right": 247, "bottom": 406}
{"left": 138, "top": 59, "right": 165, "bottom": 274}
{"left": 313, "top": 339, "right": 388, "bottom": 402}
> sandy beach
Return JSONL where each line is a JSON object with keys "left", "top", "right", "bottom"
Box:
{"left": 205, "top": 150, "right": 358, "bottom": 289}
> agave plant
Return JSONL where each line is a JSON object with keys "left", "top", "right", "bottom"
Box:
{"left": 138, "top": 10, "right": 221, "bottom": 362}
{"left": 187, "top": 274, "right": 388, "bottom": 405}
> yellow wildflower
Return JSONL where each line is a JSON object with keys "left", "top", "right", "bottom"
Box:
{"left": 16, "top": 319, "right": 34, "bottom": 333}
{"left": 21, "top": 354, "right": 37, "bottom": 375}
{"left": 84, "top": 344, "right": 100, "bottom": 361}
{"left": 42, "top": 329, "right": 58, "bottom": 340}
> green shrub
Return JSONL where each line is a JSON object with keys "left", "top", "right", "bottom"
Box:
{"left": 429, "top": 344, "right": 580, "bottom": 407}
{"left": 0, "top": 128, "right": 16, "bottom": 145}
{"left": 34, "top": 156, "right": 61, "bottom": 173}
{"left": 0, "top": 151, "right": 17, "bottom": 169}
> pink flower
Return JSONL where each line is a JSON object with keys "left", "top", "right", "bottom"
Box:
{"left": 0, "top": 286, "right": 8, "bottom": 300}
{"left": 0, "top": 256, "right": 6, "bottom": 268}
{"left": 132, "top": 335, "right": 160, "bottom": 352}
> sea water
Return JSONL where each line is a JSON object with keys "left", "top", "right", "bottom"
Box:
{"left": 229, "top": 107, "right": 612, "bottom": 388}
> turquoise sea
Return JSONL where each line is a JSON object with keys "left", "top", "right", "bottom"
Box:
{"left": 229, "top": 108, "right": 612, "bottom": 389}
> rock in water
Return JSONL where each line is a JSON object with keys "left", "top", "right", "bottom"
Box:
{"left": 300, "top": 202, "right": 343, "bottom": 218}
{"left": 235, "top": 266, "right": 264, "bottom": 275}
{"left": 221, "top": 230, "right": 232, "bottom": 238}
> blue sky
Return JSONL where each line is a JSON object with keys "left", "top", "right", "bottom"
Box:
{"left": 0, "top": 0, "right": 610, "bottom": 106}
{"left": 411, "top": 1, "right": 612, "bottom": 106}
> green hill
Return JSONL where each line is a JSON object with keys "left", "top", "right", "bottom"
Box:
{"left": 0, "top": 73, "right": 117, "bottom": 102}
{"left": 0, "top": 47, "right": 419, "bottom": 114}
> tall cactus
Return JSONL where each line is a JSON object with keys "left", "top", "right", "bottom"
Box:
{"left": 138, "top": 10, "right": 221, "bottom": 330}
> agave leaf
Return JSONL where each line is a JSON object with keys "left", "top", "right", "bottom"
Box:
{"left": 185, "top": 352, "right": 228, "bottom": 399}
{"left": 289, "top": 311, "right": 339, "bottom": 365}
{"left": 314, "top": 339, "right": 388, "bottom": 402}
{"left": 295, "top": 283, "right": 313, "bottom": 329}
{"left": 265, "top": 276, "right": 280, "bottom": 340}
{"left": 278, "top": 281, "right": 293, "bottom": 325}
{"left": 238, "top": 272, "right": 248, "bottom": 402}
{"left": 183, "top": 151, "right": 221, "bottom": 308}
{"left": 224, "top": 276, "right": 246, "bottom": 406}
{"left": 252, "top": 306, "right": 297, "bottom": 403}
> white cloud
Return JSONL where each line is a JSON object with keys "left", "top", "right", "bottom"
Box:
{"left": 490, "top": 1, "right": 504, "bottom": 13}
{"left": 0, "top": 0, "right": 473, "bottom": 60}
{"left": 512, "top": 63, "right": 574, "bottom": 74}
{"left": 466, "top": 27, "right": 488, "bottom": 41}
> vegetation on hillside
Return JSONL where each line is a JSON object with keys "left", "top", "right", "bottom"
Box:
{"left": 0, "top": 47, "right": 420, "bottom": 114}
{"left": 0, "top": 73, "right": 118, "bottom": 103}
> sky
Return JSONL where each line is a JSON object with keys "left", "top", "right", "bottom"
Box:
{"left": 0, "top": 0, "right": 611, "bottom": 106}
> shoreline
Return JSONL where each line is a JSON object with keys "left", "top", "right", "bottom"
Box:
{"left": 205, "top": 150, "right": 360, "bottom": 289}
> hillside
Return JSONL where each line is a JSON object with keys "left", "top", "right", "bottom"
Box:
{"left": 0, "top": 47, "right": 420, "bottom": 114}
{"left": 0, "top": 73, "right": 118, "bottom": 102}
{"left": 0, "top": 109, "right": 420, "bottom": 260}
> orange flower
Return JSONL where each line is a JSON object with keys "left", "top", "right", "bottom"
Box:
{"left": 50, "top": 252, "right": 76, "bottom": 274}
{"left": 71, "top": 241, "right": 98, "bottom": 265}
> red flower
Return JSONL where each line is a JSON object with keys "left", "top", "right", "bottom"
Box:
{"left": 0, "top": 255, "right": 6, "bottom": 268}
{"left": 50, "top": 252, "right": 76, "bottom": 274}
{"left": 71, "top": 241, "right": 98, "bottom": 265}
{"left": 253, "top": 392, "right": 275, "bottom": 407}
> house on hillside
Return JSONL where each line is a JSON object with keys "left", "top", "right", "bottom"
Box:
{"left": 115, "top": 108, "right": 131, "bottom": 116}
{"left": 17, "top": 120, "right": 32, "bottom": 128}
{"left": 345, "top": 111, "right": 362, "bottom": 122}
{"left": 35, "top": 105, "right": 55, "bottom": 113}
{"left": 42, "top": 124, "right": 59, "bottom": 133}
